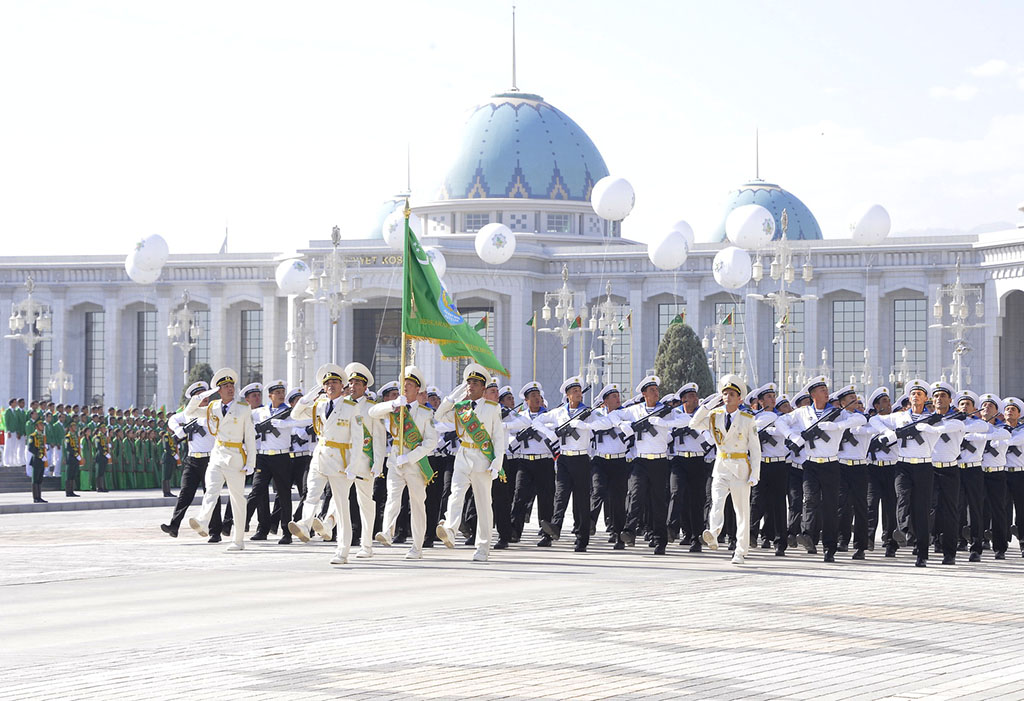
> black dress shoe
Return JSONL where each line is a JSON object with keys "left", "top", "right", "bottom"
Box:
{"left": 269, "top": 527, "right": 278, "bottom": 536}
{"left": 796, "top": 533, "right": 814, "bottom": 553}
{"left": 775, "top": 547, "right": 786, "bottom": 556}
{"left": 941, "top": 555, "right": 956, "bottom": 565}
{"left": 250, "top": 532, "right": 268, "bottom": 541}
{"left": 969, "top": 552, "right": 981, "bottom": 562}
{"left": 837, "top": 543, "right": 848, "bottom": 553}
{"left": 727, "top": 541, "right": 737, "bottom": 551}
{"left": 654, "top": 544, "right": 666, "bottom": 555}
{"left": 668, "top": 527, "right": 679, "bottom": 543}
{"left": 608, "top": 534, "right": 617, "bottom": 543}
{"left": 787, "top": 534, "right": 798, "bottom": 549}
{"left": 574, "top": 543, "right": 587, "bottom": 553}
{"left": 933, "top": 542, "right": 942, "bottom": 555}
{"left": 422, "top": 539, "right": 434, "bottom": 548}
{"left": 221, "top": 524, "right": 233, "bottom": 537}
{"left": 620, "top": 530, "right": 636, "bottom": 547}
{"left": 465, "top": 536, "right": 475, "bottom": 546}
{"left": 510, "top": 534, "right": 520, "bottom": 543}
{"left": 867, "top": 540, "right": 875, "bottom": 551}
{"left": 590, "top": 523, "right": 597, "bottom": 536}
{"left": 208, "top": 533, "right": 222, "bottom": 543}
{"left": 537, "top": 535, "right": 552, "bottom": 547}
{"left": 995, "top": 551, "right": 1006, "bottom": 560}
{"left": 884, "top": 543, "right": 898, "bottom": 558}
{"left": 648, "top": 539, "right": 657, "bottom": 548}
{"left": 493, "top": 540, "right": 509, "bottom": 550}
{"left": 957, "top": 541, "right": 968, "bottom": 552}
{"left": 160, "top": 524, "right": 178, "bottom": 538}
{"left": 893, "top": 529, "right": 907, "bottom": 546}
{"left": 689, "top": 542, "right": 702, "bottom": 553}
{"left": 67, "top": 492, "right": 80, "bottom": 497}
{"left": 824, "top": 551, "right": 835, "bottom": 563}
{"left": 539, "top": 520, "right": 559, "bottom": 540}
{"left": 760, "top": 539, "right": 772, "bottom": 549}
{"left": 962, "top": 525, "right": 971, "bottom": 541}
{"left": 277, "top": 535, "right": 292, "bottom": 545}
{"left": 915, "top": 557, "right": 927, "bottom": 567}
{"left": 613, "top": 540, "right": 625, "bottom": 550}
{"left": 852, "top": 549, "right": 865, "bottom": 560}
{"left": 393, "top": 534, "right": 408, "bottom": 544}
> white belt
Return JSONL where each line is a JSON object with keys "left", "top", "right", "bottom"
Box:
{"left": 872, "top": 460, "right": 897, "bottom": 467}
{"left": 761, "top": 456, "right": 788, "bottom": 463}
{"left": 839, "top": 459, "right": 865, "bottom": 466}
{"left": 933, "top": 461, "right": 959, "bottom": 468}
{"left": 258, "top": 449, "right": 288, "bottom": 456}
{"left": 596, "top": 453, "right": 628, "bottom": 460}
{"left": 900, "top": 457, "right": 931, "bottom": 465}
{"left": 675, "top": 451, "right": 701, "bottom": 458}
{"left": 520, "top": 454, "right": 551, "bottom": 461}
{"left": 1007, "top": 466, "right": 1024, "bottom": 472}
{"left": 638, "top": 453, "right": 667, "bottom": 460}
{"left": 983, "top": 466, "right": 1005, "bottom": 473}
{"left": 561, "top": 450, "right": 589, "bottom": 457}
{"left": 188, "top": 452, "right": 210, "bottom": 458}
{"left": 960, "top": 462, "right": 981, "bottom": 469}
{"left": 804, "top": 457, "right": 836, "bottom": 464}
{"left": 290, "top": 451, "right": 312, "bottom": 457}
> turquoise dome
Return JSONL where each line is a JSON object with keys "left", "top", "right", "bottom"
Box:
{"left": 438, "top": 92, "right": 609, "bottom": 201}
{"left": 712, "top": 180, "right": 822, "bottom": 242}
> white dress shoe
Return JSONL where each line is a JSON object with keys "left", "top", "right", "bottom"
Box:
{"left": 731, "top": 554, "right": 745, "bottom": 565}
{"left": 225, "top": 543, "right": 244, "bottom": 552}
{"left": 374, "top": 532, "right": 392, "bottom": 547}
{"left": 355, "top": 547, "right": 373, "bottom": 559}
{"left": 288, "top": 521, "right": 310, "bottom": 543}
{"left": 405, "top": 549, "right": 423, "bottom": 560}
{"left": 189, "top": 518, "right": 209, "bottom": 538}
{"left": 702, "top": 529, "right": 719, "bottom": 551}
{"left": 311, "top": 518, "right": 328, "bottom": 539}
{"left": 436, "top": 522, "right": 455, "bottom": 549}
{"left": 330, "top": 553, "right": 348, "bottom": 565}
{"left": 472, "top": 550, "right": 488, "bottom": 562}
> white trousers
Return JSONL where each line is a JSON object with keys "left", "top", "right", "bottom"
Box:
{"left": 297, "top": 470, "right": 359, "bottom": 558}
{"left": 47, "top": 446, "right": 62, "bottom": 476}
{"left": 445, "top": 468, "right": 493, "bottom": 554}
{"left": 196, "top": 457, "right": 247, "bottom": 547}
{"left": 2, "top": 433, "right": 14, "bottom": 466}
{"left": 381, "top": 466, "right": 427, "bottom": 552}
{"left": 707, "top": 460, "right": 752, "bottom": 557}
{"left": 322, "top": 473, "right": 375, "bottom": 551}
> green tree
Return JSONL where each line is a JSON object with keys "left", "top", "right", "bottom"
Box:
{"left": 179, "top": 363, "right": 214, "bottom": 407}
{"left": 653, "top": 322, "right": 714, "bottom": 397}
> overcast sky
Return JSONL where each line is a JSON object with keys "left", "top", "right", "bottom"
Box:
{"left": 2, "top": 1, "right": 1022, "bottom": 256}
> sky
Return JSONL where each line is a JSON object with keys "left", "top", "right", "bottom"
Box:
{"left": 1, "top": 1, "right": 1023, "bottom": 256}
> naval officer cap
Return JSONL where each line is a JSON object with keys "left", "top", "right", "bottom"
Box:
{"left": 315, "top": 363, "right": 347, "bottom": 387}
{"left": 520, "top": 381, "right": 543, "bottom": 400}
{"left": 344, "top": 362, "right": 374, "bottom": 389}
{"left": 1002, "top": 396, "right": 1023, "bottom": 413}
{"left": 462, "top": 363, "right": 489, "bottom": 385}
{"left": 286, "top": 387, "right": 303, "bottom": 403}
{"left": 597, "top": 383, "right": 620, "bottom": 401}
{"left": 806, "top": 376, "right": 829, "bottom": 393}
{"left": 756, "top": 382, "right": 778, "bottom": 399}
{"left": 744, "top": 389, "right": 759, "bottom": 406}
{"left": 241, "top": 382, "right": 263, "bottom": 398}
{"left": 498, "top": 385, "right": 514, "bottom": 400}
{"left": 792, "top": 389, "right": 810, "bottom": 406}
{"left": 403, "top": 365, "right": 426, "bottom": 388}
{"left": 904, "top": 379, "right": 929, "bottom": 396}
{"left": 930, "top": 380, "right": 954, "bottom": 398}
{"left": 186, "top": 381, "right": 210, "bottom": 397}
{"left": 831, "top": 385, "right": 857, "bottom": 403}
{"left": 559, "top": 376, "right": 583, "bottom": 395}
{"left": 378, "top": 381, "right": 399, "bottom": 395}
{"left": 636, "top": 375, "right": 661, "bottom": 395}
{"left": 776, "top": 394, "right": 791, "bottom": 408}
{"left": 978, "top": 393, "right": 1004, "bottom": 414}
{"left": 955, "top": 389, "right": 979, "bottom": 407}
{"left": 211, "top": 367, "right": 239, "bottom": 388}
{"left": 266, "top": 379, "right": 286, "bottom": 394}
{"left": 662, "top": 392, "right": 679, "bottom": 404}
{"left": 426, "top": 385, "right": 441, "bottom": 398}
{"left": 868, "top": 386, "right": 890, "bottom": 408}
{"left": 677, "top": 382, "right": 699, "bottom": 398}
{"left": 717, "top": 373, "right": 746, "bottom": 397}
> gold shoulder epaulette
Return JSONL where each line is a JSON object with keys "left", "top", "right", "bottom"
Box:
{"left": 484, "top": 400, "right": 498, "bottom": 406}
{"left": 343, "top": 398, "right": 356, "bottom": 406}
{"left": 740, "top": 411, "right": 754, "bottom": 419}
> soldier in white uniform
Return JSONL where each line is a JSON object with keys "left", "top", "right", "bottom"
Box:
{"left": 955, "top": 390, "right": 991, "bottom": 560}
{"left": 286, "top": 363, "right": 361, "bottom": 565}
{"left": 369, "top": 365, "right": 438, "bottom": 560}
{"left": 249, "top": 380, "right": 295, "bottom": 544}
{"left": 184, "top": 368, "right": 257, "bottom": 552}
{"left": 995, "top": 396, "right": 1024, "bottom": 558}
{"left": 507, "top": 382, "right": 558, "bottom": 546}
{"left": 668, "top": 383, "right": 706, "bottom": 550}
{"left": 435, "top": 364, "right": 507, "bottom": 562}
{"left": 865, "top": 387, "right": 899, "bottom": 555}
{"left": 832, "top": 387, "right": 874, "bottom": 559}
{"left": 689, "top": 374, "right": 761, "bottom": 565}
{"left": 749, "top": 382, "right": 790, "bottom": 556}
{"left": 588, "top": 384, "right": 631, "bottom": 550}
{"left": 926, "top": 381, "right": 969, "bottom": 565}
{"left": 978, "top": 393, "right": 1011, "bottom": 559}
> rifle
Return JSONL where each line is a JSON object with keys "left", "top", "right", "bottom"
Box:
{"left": 554, "top": 399, "right": 603, "bottom": 442}
{"left": 290, "top": 433, "right": 309, "bottom": 451}
{"left": 255, "top": 406, "right": 293, "bottom": 440}
{"left": 838, "top": 429, "right": 859, "bottom": 450}
{"left": 630, "top": 403, "right": 675, "bottom": 440}
{"left": 181, "top": 419, "right": 207, "bottom": 440}
{"left": 984, "top": 441, "right": 1000, "bottom": 457}
{"left": 800, "top": 406, "right": 843, "bottom": 449}
{"left": 866, "top": 435, "right": 889, "bottom": 461}
{"left": 756, "top": 415, "right": 778, "bottom": 447}
{"left": 441, "top": 430, "right": 459, "bottom": 453}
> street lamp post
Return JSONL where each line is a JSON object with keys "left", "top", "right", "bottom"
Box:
{"left": 167, "top": 290, "right": 202, "bottom": 389}
{"left": 284, "top": 306, "right": 318, "bottom": 387}
{"left": 929, "top": 255, "right": 985, "bottom": 392}
{"left": 305, "top": 225, "right": 366, "bottom": 362}
{"left": 5, "top": 276, "right": 52, "bottom": 402}
{"left": 747, "top": 209, "right": 816, "bottom": 396}
{"left": 702, "top": 322, "right": 746, "bottom": 385}
{"left": 585, "top": 282, "right": 630, "bottom": 394}
{"left": 538, "top": 264, "right": 588, "bottom": 380}
{"left": 48, "top": 360, "right": 74, "bottom": 404}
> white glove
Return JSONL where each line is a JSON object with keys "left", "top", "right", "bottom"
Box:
{"left": 883, "top": 429, "right": 897, "bottom": 443}
{"left": 649, "top": 416, "right": 666, "bottom": 427}
{"left": 201, "top": 388, "right": 220, "bottom": 400}
{"left": 244, "top": 465, "right": 255, "bottom": 475}
{"left": 619, "top": 423, "right": 635, "bottom": 438}
{"left": 569, "top": 419, "right": 583, "bottom": 429}
{"left": 393, "top": 395, "right": 409, "bottom": 408}
{"left": 445, "top": 382, "right": 469, "bottom": 405}
{"left": 817, "top": 421, "right": 838, "bottom": 431}
{"left": 394, "top": 454, "right": 409, "bottom": 466}
{"left": 702, "top": 393, "right": 724, "bottom": 410}
{"left": 747, "top": 476, "right": 758, "bottom": 486}
{"left": 489, "top": 464, "right": 501, "bottom": 480}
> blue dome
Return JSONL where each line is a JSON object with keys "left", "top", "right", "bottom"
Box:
{"left": 712, "top": 181, "right": 822, "bottom": 242}
{"left": 438, "top": 92, "right": 609, "bottom": 201}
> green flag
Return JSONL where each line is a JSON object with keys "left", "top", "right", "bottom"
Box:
{"left": 569, "top": 315, "right": 582, "bottom": 329}
{"left": 526, "top": 313, "right": 535, "bottom": 327}
{"left": 669, "top": 312, "right": 686, "bottom": 327}
{"left": 401, "top": 217, "right": 508, "bottom": 376}
{"left": 473, "top": 314, "right": 488, "bottom": 332}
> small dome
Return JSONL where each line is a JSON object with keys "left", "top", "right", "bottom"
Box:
{"left": 438, "top": 91, "right": 609, "bottom": 202}
{"left": 712, "top": 180, "right": 822, "bottom": 242}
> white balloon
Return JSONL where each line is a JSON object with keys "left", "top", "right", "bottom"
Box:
{"left": 712, "top": 246, "right": 753, "bottom": 290}
{"left": 671, "top": 220, "right": 695, "bottom": 248}
{"left": 275, "top": 258, "right": 311, "bottom": 295}
{"left": 848, "top": 204, "right": 891, "bottom": 245}
{"left": 126, "top": 263, "right": 161, "bottom": 285}
{"left": 474, "top": 223, "right": 516, "bottom": 265}
{"left": 381, "top": 210, "right": 423, "bottom": 251}
{"left": 725, "top": 204, "right": 775, "bottom": 249}
{"left": 132, "top": 235, "right": 169, "bottom": 272}
{"left": 591, "top": 176, "right": 635, "bottom": 221}
{"left": 647, "top": 230, "right": 689, "bottom": 270}
{"left": 423, "top": 246, "right": 446, "bottom": 278}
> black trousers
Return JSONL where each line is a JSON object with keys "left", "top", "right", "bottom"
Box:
{"left": 551, "top": 454, "right": 592, "bottom": 544}
{"left": 423, "top": 455, "right": 447, "bottom": 544}
{"left": 168, "top": 456, "right": 222, "bottom": 533}
{"left": 895, "top": 461, "right": 934, "bottom": 558}
{"left": 1008, "top": 471, "right": 1024, "bottom": 551}
{"left": 680, "top": 457, "right": 708, "bottom": 542}
{"left": 750, "top": 459, "right": 789, "bottom": 549}
{"left": 372, "top": 462, "right": 388, "bottom": 534}
{"left": 590, "top": 456, "right": 629, "bottom": 536}
{"left": 247, "top": 454, "right": 293, "bottom": 535}
{"left": 435, "top": 455, "right": 456, "bottom": 525}
{"left": 787, "top": 465, "right": 803, "bottom": 538}
{"left": 31, "top": 458, "right": 45, "bottom": 485}
{"left": 802, "top": 460, "right": 840, "bottom": 552}
{"left": 667, "top": 457, "right": 687, "bottom": 535}
{"left": 984, "top": 471, "right": 1009, "bottom": 554}
{"left": 932, "top": 466, "right": 961, "bottom": 558}
{"left": 512, "top": 457, "right": 554, "bottom": 538}
{"left": 286, "top": 454, "right": 310, "bottom": 521}
{"left": 465, "top": 474, "right": 514, "bottom": 544}
{"left": 867, "top": 464, "right": 896, "bottom": 546}
{"left": 626, "top": 457, "right": 670, "bottom": 548}
{"left": 960, "top": 467, "right": 985, "bottom": 553}
{"left": 95, "top": 455, "right": 108, "bottom": 482}
{"left": 65, "top": 455, "right": 81, "bottom": 491}
{"left": 838, "top": 465, "right": 869, "bottom": 551}
{"left": 161, "top": 453, "right": 176, "bottom": 481}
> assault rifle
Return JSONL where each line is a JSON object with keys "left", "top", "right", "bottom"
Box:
{"left": 800, "top": 406, "right": 843, "bottom": 449}
{"left": 255, "top": 406, "right": 293, "bottom": 441}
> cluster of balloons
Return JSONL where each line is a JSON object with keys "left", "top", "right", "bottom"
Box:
{"left": 275, "top": 258, "right": 312, "bottom": 295}
{"left": 125, "top": 235, "right": 169, "bottom": 285}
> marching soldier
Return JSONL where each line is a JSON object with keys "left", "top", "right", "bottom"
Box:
{"left": 996, "top": 397, "right": 1024, "bottom": 557}
{"left": 832, "top": 387, "right": 874, "bottom": 559}
{"left": 162, "top": 381, "right": 222, "bottom": 540}
{"left": 783, "top": 388, "right": 811, "bottom": 549}
{"left": 536, "top": 376, "right": 594, "bottom": 552}
{"left": 184, "top": 368, "right": 257, "bottom": 552}
{"left": 460, "top": 379, "right": 515, "bottom": 549}
{"left": 508, "top": 382, "right": 558, "bottom": 546}
{"left": 668, "top": 383, "right": 706, "bottom": 550}
{"left": 956, "top": 390, "right": 991, "bottom": 561}
{"left": 28, "top": 417, "right": 48, "bottom": 503}
{"left": 689, "top": 374, "right": 761, "bottom": 565}
{"left": 749, "top": 383, "right": 790, "bottom": 556}
{"left": 248, "top": 380, "right": 295, "bottom": 544}
{"left": 368, "top": 365, "right": 438, "bottom": 560}
{"left": 926, "top": 381, "right": 968, "bottom": 565}
{"left": 435, "top": 363, "right": 507, "bottom": 562}
{"left": 588, "top": 384, "right": 631, "bottom": 549}
{"left": 865, "top": 387, "right": 899, "bottom": 555}
{"left": 978, "top": 394, "right": 1011, "bottom": 559}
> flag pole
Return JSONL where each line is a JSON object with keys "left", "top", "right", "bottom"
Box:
{"left": 532, "top": 311, "right": 537, "bottom": 381}
{"left": 628, "top": 313, "right": 634, "bottom": 392}
{"left": 398, "top": 199, "right": 411, "bottom": 458}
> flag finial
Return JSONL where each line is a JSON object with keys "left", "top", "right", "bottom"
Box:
{"left": 404, "top": 198, "right": 411, "bottom": 219}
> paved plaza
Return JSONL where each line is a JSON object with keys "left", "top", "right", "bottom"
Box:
{"left": 3, "top": 501, "right": 1024, "bottom": 701}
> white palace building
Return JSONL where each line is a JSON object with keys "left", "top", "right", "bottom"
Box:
{"left": 3, "top": 87, "right": 1024, "bottom": 408}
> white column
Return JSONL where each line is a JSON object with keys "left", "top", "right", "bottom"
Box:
{"left": 983, "top": 278, "right": 999, "bottom": 392}
{"left": 864, "top": 277, "right": 881, "bottom": 390}
{"left": 743, "top": 295, "right": 760, "bottom": 385}
{"left": 685, "top": 279, "right": 701, "bottom": 340}
{"left": 509, "top": 279, "right": 530, "bottom": 385}
{"left": 286, "top": 297, "right": 299, "bottom": 389}
{"left": 926, "top": 282, "right": 944, "bottom": 383}
{"left": 49, "top": 294, "right": 67, "bottom": 401}
{"left": 209, "top": 290, "right": 226, "bottom": 370}
{"left": 262, "top": 291, "right": 278, "bottom": 384}
{"left": 156, "top": 292, "right": 173, "bottom": 407}
{"left": 103, "top": 295, "right": 120, "bottom": 408}
{"left": 803, "top": 292, "right": 820, "bottom": 379}
{"left": 629, "top": 286, "right": 645, "bottom": 384}
{"left": 337, "top": 304, "right": 354, "bottom": 366}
